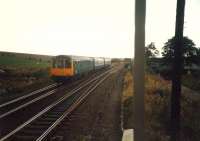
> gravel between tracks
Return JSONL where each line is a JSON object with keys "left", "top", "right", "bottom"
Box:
{"left": 51, "top": 67, "right": 125, "bottom": 141}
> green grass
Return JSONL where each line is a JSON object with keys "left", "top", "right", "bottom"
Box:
{"left": 0, "top": 55, "right": 51, "bottom": 68}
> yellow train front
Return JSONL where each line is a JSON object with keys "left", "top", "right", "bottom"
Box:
{"left": 50, "top": 55, "right": 111, "bottom": 81}
{"left": 50, "top": 55, "right": 74, "bottom": 81}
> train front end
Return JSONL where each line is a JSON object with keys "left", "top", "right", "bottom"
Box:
{"left": 50, "top": 55, "right": 74, "bottom": 81}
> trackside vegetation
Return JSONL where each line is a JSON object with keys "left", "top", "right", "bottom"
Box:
{"left": 0, "top": 52, "right": 53, "bottom": 99}
{"left": 122, "top": 70, "right": 200, "bottom": 141}
{"left": 0, "top": 52, "right": 51, "bottom": 68}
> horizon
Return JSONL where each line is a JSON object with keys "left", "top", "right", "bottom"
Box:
{"left": 0, "top": 50, "right": 126, "bottom": 59}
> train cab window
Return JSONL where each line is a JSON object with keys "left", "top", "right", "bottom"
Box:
{"left": 65, "top": 59, "right": 71, "bottom": 68}
{"left": 53, "top": 59, "right": 64, "bottom": 68}
{"left": 53, "top": 56, "right": 71, "bottom": 68}
{"left": 59, "top": 60, "right": 64, "bottom": 68}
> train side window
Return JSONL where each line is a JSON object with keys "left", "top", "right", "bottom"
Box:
{"left": 52, "top": 60, "right": 55, "bottom": 68}
{"left": 53, "top": 59, "right": 57, "bottom": 68}
{"left": 57, "top": 59, "right": 63, "bottom": 68}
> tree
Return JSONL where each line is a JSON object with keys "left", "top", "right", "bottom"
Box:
{"left": 195, "top": 48, "right": 200, "bottom": 65}
{"left": 145, "top": 42, "right": 159, "bottom": 59}
{"left": 162, "top": 36, "right": 198, "bottom": 69}
{"left": 145, "top": 42, "right": 159, "bottom": 72}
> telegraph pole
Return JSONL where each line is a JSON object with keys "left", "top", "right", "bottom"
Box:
{"left": 134, "top": 0, "right": 146, "bottom": 140}
{"left": 171, "top": 0, "right": 185, "bottom": 141}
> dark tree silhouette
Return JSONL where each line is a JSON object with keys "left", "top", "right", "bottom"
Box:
{"left": 162, "top": 36, "right": 198, "bottom": 69}
{"left": 145, "top": 42, "right": 159, "bottom": 58}
{"left": 195, "top": 48, "right": 200, "bottom": 65}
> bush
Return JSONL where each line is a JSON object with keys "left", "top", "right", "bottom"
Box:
{"left": 182, "top": 71, "right": 200, "bottom": 92}
{"left": 32, "top": 69, "right": 49, "bottom": 78}
{"left": 123, "top": 72, "right": 200, "bottom": 141}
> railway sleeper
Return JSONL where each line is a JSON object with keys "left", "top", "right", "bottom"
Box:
{"left": 34, "top": 121, "right": 54, "bottom": 126}
{"left": 40, "top": 117, "right": 58, "bottom": 122}
{"left": 52, "top": 109, "right": 66, "bottom": 113}
{"left": 25, "top": 125, "right": 49, "bottom": 130}
{"left": 55, "top": 106, "right": 72, "bottom": 110}
{"left": 18, "top": 129, "right": 44, "bottom": 136}
{"left": 12, "top": 135, "right": 38, "bottom": 141}
{"left": 48, "top": 111, "right": 63, "bottom": 115}
{"left": 43, "top": 114, "right": 61, "bottom": 118}
{"left": 58, "top": 121, "right": 71, "bottom": 127}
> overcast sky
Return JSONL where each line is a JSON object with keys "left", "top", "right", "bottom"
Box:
{"left": 0, "top": 0, "right": 199, "bottom": 58}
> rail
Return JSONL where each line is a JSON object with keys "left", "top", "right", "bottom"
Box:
{"left": 0, "top": 68, "right": 114, "bottom": 141}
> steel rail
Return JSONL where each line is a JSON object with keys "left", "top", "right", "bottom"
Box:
{"left": 0, "top": 69, "right": 112, "bottom": 141}
{"left": 36, "top": 72, "right": 111, "bottom": 141}
{"left": 0, "top": 83, "right": 60, "bottom": 109}
{"left": 0, "top": 89, "right": 57, "bottom": 119}
{"left": 0, "top": 69, "right": 111, "bottom": 119}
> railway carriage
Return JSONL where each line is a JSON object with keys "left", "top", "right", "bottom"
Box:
{"left": 94, "top": 57, "right": 105, "bottom": 69}
{"left": 72, "top": 56, "right": 94, "bottom": 75}
{"left": 50, "top": 55, "right": 110, "bottom": 81}
{"left": 104, "top": 58, "right": 112, "bottom": 66}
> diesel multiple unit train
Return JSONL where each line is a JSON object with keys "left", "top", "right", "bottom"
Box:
{"left": 50, "top": 55, "right": 111, "bottom": 80}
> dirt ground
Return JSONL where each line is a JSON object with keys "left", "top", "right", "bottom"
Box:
{"left": 51, "top": 67, "right": 125, "bottom": 141}
{"left": 0, "top": 67, "right": 52, "bottom": 103}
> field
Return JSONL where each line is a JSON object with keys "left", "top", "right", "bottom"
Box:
{"left": 0, "top": 51, "right": 53, "bottom": 101}
{"left": 122, "top": 70, "right": 200, "bottom": 141}
{"left": 0, "top": 51, "right": 52, "bottom": 68}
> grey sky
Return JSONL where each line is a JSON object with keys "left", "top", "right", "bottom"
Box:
{"left": 0, "top": 0, "right": 199, "bottom": 58}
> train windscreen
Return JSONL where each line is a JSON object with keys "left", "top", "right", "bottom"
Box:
{"left": 53, "top": 57, "right": 71, "bottom": 68}
{"left": 64, "top": 59, "right": 71, "bottom": 68}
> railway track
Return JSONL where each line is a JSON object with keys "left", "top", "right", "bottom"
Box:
{"left": 0, "top": 83, "right": 62, "bottom": 119}
{"left": 0, "top": 68, "right": 109, "bottom": 120}
{"left": 0, "top": 67, "right": 114, "bottom": 141}
{"left": 0, "top": 83, "right": 60, "bottom": 108}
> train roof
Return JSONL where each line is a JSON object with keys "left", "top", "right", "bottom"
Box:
{"left": 54, "top": 55, "right": 93, "bottom": 61}
{"left": 54, "top": 55, "right": 111, "bottom": 61}
{"left": 55, "top": 55, "right": 110, "bottom": 58}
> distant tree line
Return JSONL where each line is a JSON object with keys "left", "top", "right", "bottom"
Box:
{"left": 0, "top": 52, "right": 15, "bottom": 57}
{"left": 145, "top": 36, "right": 200, "bottom": 78}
